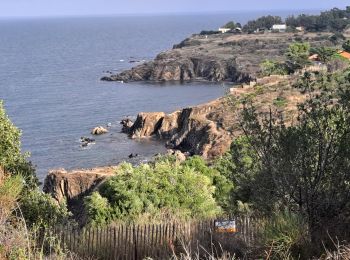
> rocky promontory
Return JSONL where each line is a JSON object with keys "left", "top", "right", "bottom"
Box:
{"left": 102, "top": 32, "right": 332, "bottom": 83}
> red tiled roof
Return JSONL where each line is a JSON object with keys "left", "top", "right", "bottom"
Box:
{"left": 340, "top": 51, "right": 350, "bottom": 60}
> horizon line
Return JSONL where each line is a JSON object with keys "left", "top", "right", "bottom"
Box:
{"left": 0, "top": 8, "right": 328, "bottom": 20}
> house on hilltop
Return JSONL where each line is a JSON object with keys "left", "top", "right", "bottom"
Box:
{"left": 218, "top": 28, "right": 231, "bottom": 34}
{"left": 272, "top": 24, "right": 287, "bottom": 32}
{"left": 339, "top": 50, "right": 350, "bottom": 60}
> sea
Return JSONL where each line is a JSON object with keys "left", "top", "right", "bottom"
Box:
{"left": 0, "top": 11, "right": 319, "bottom": 181}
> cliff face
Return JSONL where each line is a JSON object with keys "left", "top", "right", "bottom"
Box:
{"left": 102, "top": 32, "right": 332, "bottom": 83}
{"left": 124, "top": 98, "right": 236, "bottom": 159}
{"left": 43, "top": 167, "right": 116, "bottom": 204}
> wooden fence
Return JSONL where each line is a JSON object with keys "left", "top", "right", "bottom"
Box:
{"left": 51, "top": 216, "right": 262, "bottom": 260}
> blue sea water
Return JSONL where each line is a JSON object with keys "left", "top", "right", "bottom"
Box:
{"left": 0, "top": 11, "right": 318, "bottom": 181}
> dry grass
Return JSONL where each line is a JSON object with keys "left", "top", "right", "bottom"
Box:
{"left": 320, "top": 244, "right": 350, "bottom": 260}
{"left": 170, "top": 239, "right": 238, "bottom": 260}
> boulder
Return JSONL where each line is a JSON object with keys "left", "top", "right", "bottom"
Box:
{"left": 91, "top": 126, "right": 109, "bottom": 135}
{"left": 80, "top": 136, "right": 95, "bottom": 147}
{"left": 120, "top": 118, "right": 134, "bottom": 133}
{"left": 129, "top": 112, "right": 166, "bottom": 138}
{"left": 128, "top": 153, "right": 139, "bottom": 159}
{"left": 167, "top": 149, "right": 187, "bottom": 162}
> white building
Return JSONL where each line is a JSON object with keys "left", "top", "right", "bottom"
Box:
{"left": 218, "top": 28, "right": 231, "bottom": 34}
{"left": 272, "top": 24, "right": 287, "bottom": 32}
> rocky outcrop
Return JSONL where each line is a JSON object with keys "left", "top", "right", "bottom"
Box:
{"left": 128, "top": 112, "right": 166, "bottom": 138}
{"left": 91, "top": 126, "right": 109, "bottom": 135}
{"left": 122, "top": 98, "right": 235, "bottom": 159}
{"left": 102, "top": 32, "right": 333, "bottom": 83}
{"left": 120, "top": 118, "right": 133, "bottom": 132}
{"left": 43, "top": 167, "right": 116, "bottom": 204}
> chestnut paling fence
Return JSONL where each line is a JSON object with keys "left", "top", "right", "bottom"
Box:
{"left": 50, "top": 216, "right": 262, "bottom": 260}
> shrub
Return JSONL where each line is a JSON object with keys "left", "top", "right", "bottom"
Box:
{"left": 273, "top": 96, "right": 288, "bottom": 107}
{"left": 260, "top": 60, "right": 288, "bottom": 76}
{"left": 0, "top": 174, "right": 23, "bottom": 223}
{"left": 0, "top": 100, "right": 37, "bottom": 189}
{"left": 285, "top": 42, "right": 311, "bottom": 73}
{"left": 199, "top": 30, "right": 220, "bottom": 36}
{"left": 183, "top": 156, "right": 233, "bottom": 211}
{"left": 84, "top": 192, "right": 111, "bottom": 226}
{"left": 343, "top": 40, "right": 350, "bottom": 52}
{"left": 20, "top": 190, "right": 71, "bottom": 227}
{"left": 85, "top": 158, "right": 221, "bottom": 225}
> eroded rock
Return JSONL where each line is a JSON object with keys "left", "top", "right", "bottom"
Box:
{"left": 43, "top": 167, "right": 116, "bottom": 204}
{"left": 91, "top": 126, "right": 109, "bottom": 135}
{"left": 120, "top": 118, "right": 134, "bottom": 133}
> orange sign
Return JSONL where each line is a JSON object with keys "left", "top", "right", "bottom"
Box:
{"left": 215, "top": 220, "right": 237, "bottom": 233}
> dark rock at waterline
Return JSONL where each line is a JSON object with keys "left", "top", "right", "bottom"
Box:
{"left": 128, "top": 153, "right": 138, "bottom": 159}
{"left": 80, "top": 136, "right": 95, "bottom": 147}
{"left": 81, "top": 137, "right": 95, "bottom": 143}
{"left": 120, "top": 118, "right": 134, "bottom": 133}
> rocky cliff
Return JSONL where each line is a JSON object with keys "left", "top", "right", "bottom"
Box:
{"left": 122, "top": 75, "right": 307, "bottom": 158}
{"left": 43, "top": 167, "right": 116, "bottom": 204}
{"left": 124, "top": 99, "right": 234, "bottom": 159}
{"left": 102, "top": 32, "right": 332, "bottom": 83}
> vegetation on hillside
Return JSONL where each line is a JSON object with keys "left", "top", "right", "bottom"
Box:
{"left": 0, "top": 101, "right": 72, "bottom": 259}
{"left": 214, "top": 7, "right": 350, "bottom": 34}
{"left": 286, "top": 7, "right": 350, "bottom": 32}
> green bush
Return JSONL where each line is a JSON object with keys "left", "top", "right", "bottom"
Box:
{"left": 20, "top": 190, "right": 71, "bottom": 227}
{"left": 84, "top": 158, "right": 221, "bottom": 225}
{"left": 273, "top": 96, "right": 288, "bottom": 107}
{"left": 183, "top": 156, "right": 234, "bottom": 211}
{"left": 285, "top": 42, "right": 311, "bottom": 73}
{"left": 0, "top": 100, "right": 37, "bottom": 189}
{"left": 260, "top": 60, "right": 288, "bottom": 76}
{"left": 84, "top": 192, "right": 112, "bottom": 226}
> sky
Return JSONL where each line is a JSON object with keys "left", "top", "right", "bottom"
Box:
{"left": 0, "top": 0, "right": 349, "bottom": 18}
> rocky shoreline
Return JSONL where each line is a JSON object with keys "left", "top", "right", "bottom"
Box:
{"left": 44, "top": 73, "right": 311, "bottom": 219}
{"left": 101, "top": 32, "right": 332, "bottom": 83}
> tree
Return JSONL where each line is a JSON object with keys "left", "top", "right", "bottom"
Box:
{"left": 285, "top": 8, "right": 350, "bottom": 32}
{"left": 285, "top": 42, "right": 311, "bottom": 73}
{"left": 230, "top": 71, "right": 350, "bottom": 244}
{"left": 20, "top": 190, "right": 71, "bottom": 227}
{"left": 311, "top": 46, "right": 337, "bottom": 62}
{"left": 343, "top": 40, "right": 350, "bottom": 52}
{"left": 0, "top": 101, "right": 37, "bottom": 188}
{"left": 243, "top": 16, "right": 283, "bottom": 32}
{"left": 223, "top": 21, "right": 236, "bottom": 29}
{"left": 329, "top": 32, "right": 346, "bottom": 44}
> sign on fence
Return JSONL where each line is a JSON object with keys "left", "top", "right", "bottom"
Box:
{"left": 214, "top": 220, "right": 236, "bottom": 233}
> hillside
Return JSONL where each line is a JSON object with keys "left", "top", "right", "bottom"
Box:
{"left": 101, "top": 32, "right": 334, "bottom": 83}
